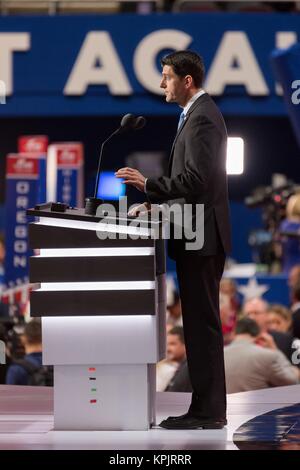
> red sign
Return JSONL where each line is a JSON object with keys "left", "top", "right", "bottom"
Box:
{"left": 54, "top": 143, "right": 83, "bottom": 167}
{"left": 6, "top": 154, "right": 39, "bottom": 177}
{"left": 18, "top": 135, "right": 49, "bottom": 153}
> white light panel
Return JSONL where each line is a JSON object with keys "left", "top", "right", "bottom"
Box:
{"left": 226, "top": 137, "right": 244, "bottom": 175}
{"left": 39, "top": 281, "right": 155, "bottom": 291}
{"left": 39, "top": 247, "right": 154, "bottom": 257}
{"left": 38, "top": 218, "right": 152, "bottom": 236}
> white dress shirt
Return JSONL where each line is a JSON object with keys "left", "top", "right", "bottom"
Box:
{"left": 181, "top": 88, "right": 206, "bottom": 117}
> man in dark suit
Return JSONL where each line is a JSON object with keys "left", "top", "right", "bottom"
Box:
{"left": 115, "top": 50, "right": 231, "bottom": 429}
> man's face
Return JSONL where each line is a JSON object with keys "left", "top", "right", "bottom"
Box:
{"left": 243, "top": 298, "right": 268, "bottom": 331}
{"left": 168, "top": 299, "right": 182, "bottom": 319}
{"left": 220, "top": 279, "right": 236, "bottom": 298}
{"left": 289, "top": 266, "right": 300, "bottom": 289}
{"left": 160, "top": 65, "right": 188, "bottom": 106}
{"left": 267, "top": 312, "right": 289, "bottom": 333}
{"left": 166, "top": 334, "right": 186, "bottom": 362}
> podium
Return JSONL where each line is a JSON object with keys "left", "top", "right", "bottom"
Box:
{"left": 27, "top": 205, "right": 166, "bottom": 430}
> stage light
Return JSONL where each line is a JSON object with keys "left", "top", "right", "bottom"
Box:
{"left": 227, "top": 137, "right": 244, "bottom": 175}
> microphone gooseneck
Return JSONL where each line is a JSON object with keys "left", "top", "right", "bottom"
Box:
{"left": 85, "top": 113, "right": 147, "bottom": 215}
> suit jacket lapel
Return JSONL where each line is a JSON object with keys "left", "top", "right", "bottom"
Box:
{"left": 167, "top": 93, "right": 208, "bottom": 176}
{"left": 168, "top": 114, "right": 190, "bottom": 175}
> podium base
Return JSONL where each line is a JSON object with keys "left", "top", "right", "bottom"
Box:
{"left": 53, "top": 364, "right": 155, "bottom": 430}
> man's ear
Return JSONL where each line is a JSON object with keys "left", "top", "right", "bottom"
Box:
{"left": 185, "top": 75, "right": 193, "bottom": 88}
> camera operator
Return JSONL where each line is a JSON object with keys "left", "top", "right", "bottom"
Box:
{"left": 279, "top": 193, "right": 300, "bottom": 273}
{"left": 0, "top": 323, "right": 12, "bottom": 384}
{"left": 246, "top": 176, "right": 300, "bottom": 272}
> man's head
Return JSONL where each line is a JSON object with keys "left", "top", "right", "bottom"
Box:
{"left": 220, "top": 278, "right": 237, "bottom": 299}
{"left": 235, "top": 317, "right": 260, "bottom": 341}
{"left": 167, "top": 326, "right": 186, "bottom": 363}
{"left": 243, "top": 297, "right": 269, "bottom": 331}
{"left": 267, "top": 304, "right": 292, "bottom": 333}
{"left": 168, "top": 291, "right": 182, "bottom": 320}
{"left": 288, "top": 264, "right": 300, "bottom": 290}
{"left": 22, "top": 319, "right": 42, "bottom": 353}
{"left": 291, "top": 279, "right": 300, "bottom": 305}
{"left": 160, "top": 50, "right": 205, "bottom": 107}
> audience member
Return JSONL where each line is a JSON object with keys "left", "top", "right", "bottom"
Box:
{"left": 165, "top": 326, "right": 192, "bottom": 392}
{"left": 224, "top": 318, "right": 300, "bottom": 393}
{"left": 280, "top": 194, "right": 300, "bottom": 273}
{"left": 220, "top": 293, "right": 237, "bottom": 345}
{"left": 220, "top": 278, "right": 240, "bottom": 313}
{"left": 157, "top": 326, "right": 192, "bottom": 392}
{"left": 291, "top": 280, "right": 300, "bottom": 339}
{"left": 267, "top": 304, "right": 292, "bottom": 333}
{"left": 243, "top": 297, "right": 300, "bottom": 364}
{"left": 6, "top": 319, "right": 52, "bottom": 386}
{"left": 0, "top": 323, "right": 11, "bottom": 384}
{"left": 288, "top": 264, "right": 300, "bottom": 291}
{"left": 166, "top": 291, "right": 183, "bottom": 327}
{"left": 0, "top": 301, "right": 9, "bottom": 318}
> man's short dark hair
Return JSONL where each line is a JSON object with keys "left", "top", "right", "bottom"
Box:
{"left": 24, "top": 320, "right": 42, "bottom": 345}
{"left": 161, "top": 50, "right": 205, "bottom": 88}
{"left": 235, "top": 318, "right": 260, "bottom": 337}
{"left": 168, "top": 326, "right": 185, "bottom": 344}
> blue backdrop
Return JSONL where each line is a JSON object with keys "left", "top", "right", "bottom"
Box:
{"left": 271, "top": 43, "right": 300, "bottom": 147}
{"left": 0, "top": 13, "right": 299, "bottom": 117}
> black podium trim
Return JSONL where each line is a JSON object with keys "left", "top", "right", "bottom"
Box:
{"left": 30, "top": 289, "right": 156, "bottom": 317}
{"left": 29, "top": 224, "right": 154, "bottom": 249}
{"left": 29, "top": 256, "right": 155, "bottom": 283}
{"left": 27, "top": 207, "right": 163, "bottom": 229}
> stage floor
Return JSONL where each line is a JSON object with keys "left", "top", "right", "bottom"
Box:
{"left": 0, "top": 384, "right": 299, "bottom": 450}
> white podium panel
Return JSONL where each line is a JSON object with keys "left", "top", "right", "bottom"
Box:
{"left": 54, "top": 364, "right": 155, "bottom": 431}
{"left": 42, "top": 315, "right": 158, "bottom": 365}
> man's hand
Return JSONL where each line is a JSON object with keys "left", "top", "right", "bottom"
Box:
{"left": 128, "top": 202, "right": 151, "bottom": 217}
{"left": 115, "top": 167, "right": 146, "bottom": 192}
{"left": 255, "top": 332, "right": 278, "bottom": 350}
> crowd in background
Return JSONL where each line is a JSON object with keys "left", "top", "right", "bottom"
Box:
{"left": 120, "top": 0, "right": 300, "bottom": 14}
{"left": 1, "top": 257, "right": 300, "bottom": 392}
{"left": 1, "top": 263, "right": 300, "bottom": 392}
{"left": 157, "top": 263, "right": 300, "bottom": 394}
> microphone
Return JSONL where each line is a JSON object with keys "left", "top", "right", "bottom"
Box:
{"left": 85, "top": 113, "right": 146, "bottom": 215}
{"left": 133, "top": 116, "right": 146, "bottom": 131}
{"left": 118, "top": 114, "right": 146, "bottom": 132}
{"left": 119, "top": 113, "right": 137, "bottom": 133}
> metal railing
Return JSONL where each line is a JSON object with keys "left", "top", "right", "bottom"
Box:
{"left": 0, "top": 0, "right": 297, "bottom": 15}
{"left": 173, "top": 0, "right": 299, "bottom": 12}
{"left": 0, "top": 0, "right": 164, "bottom": 15}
